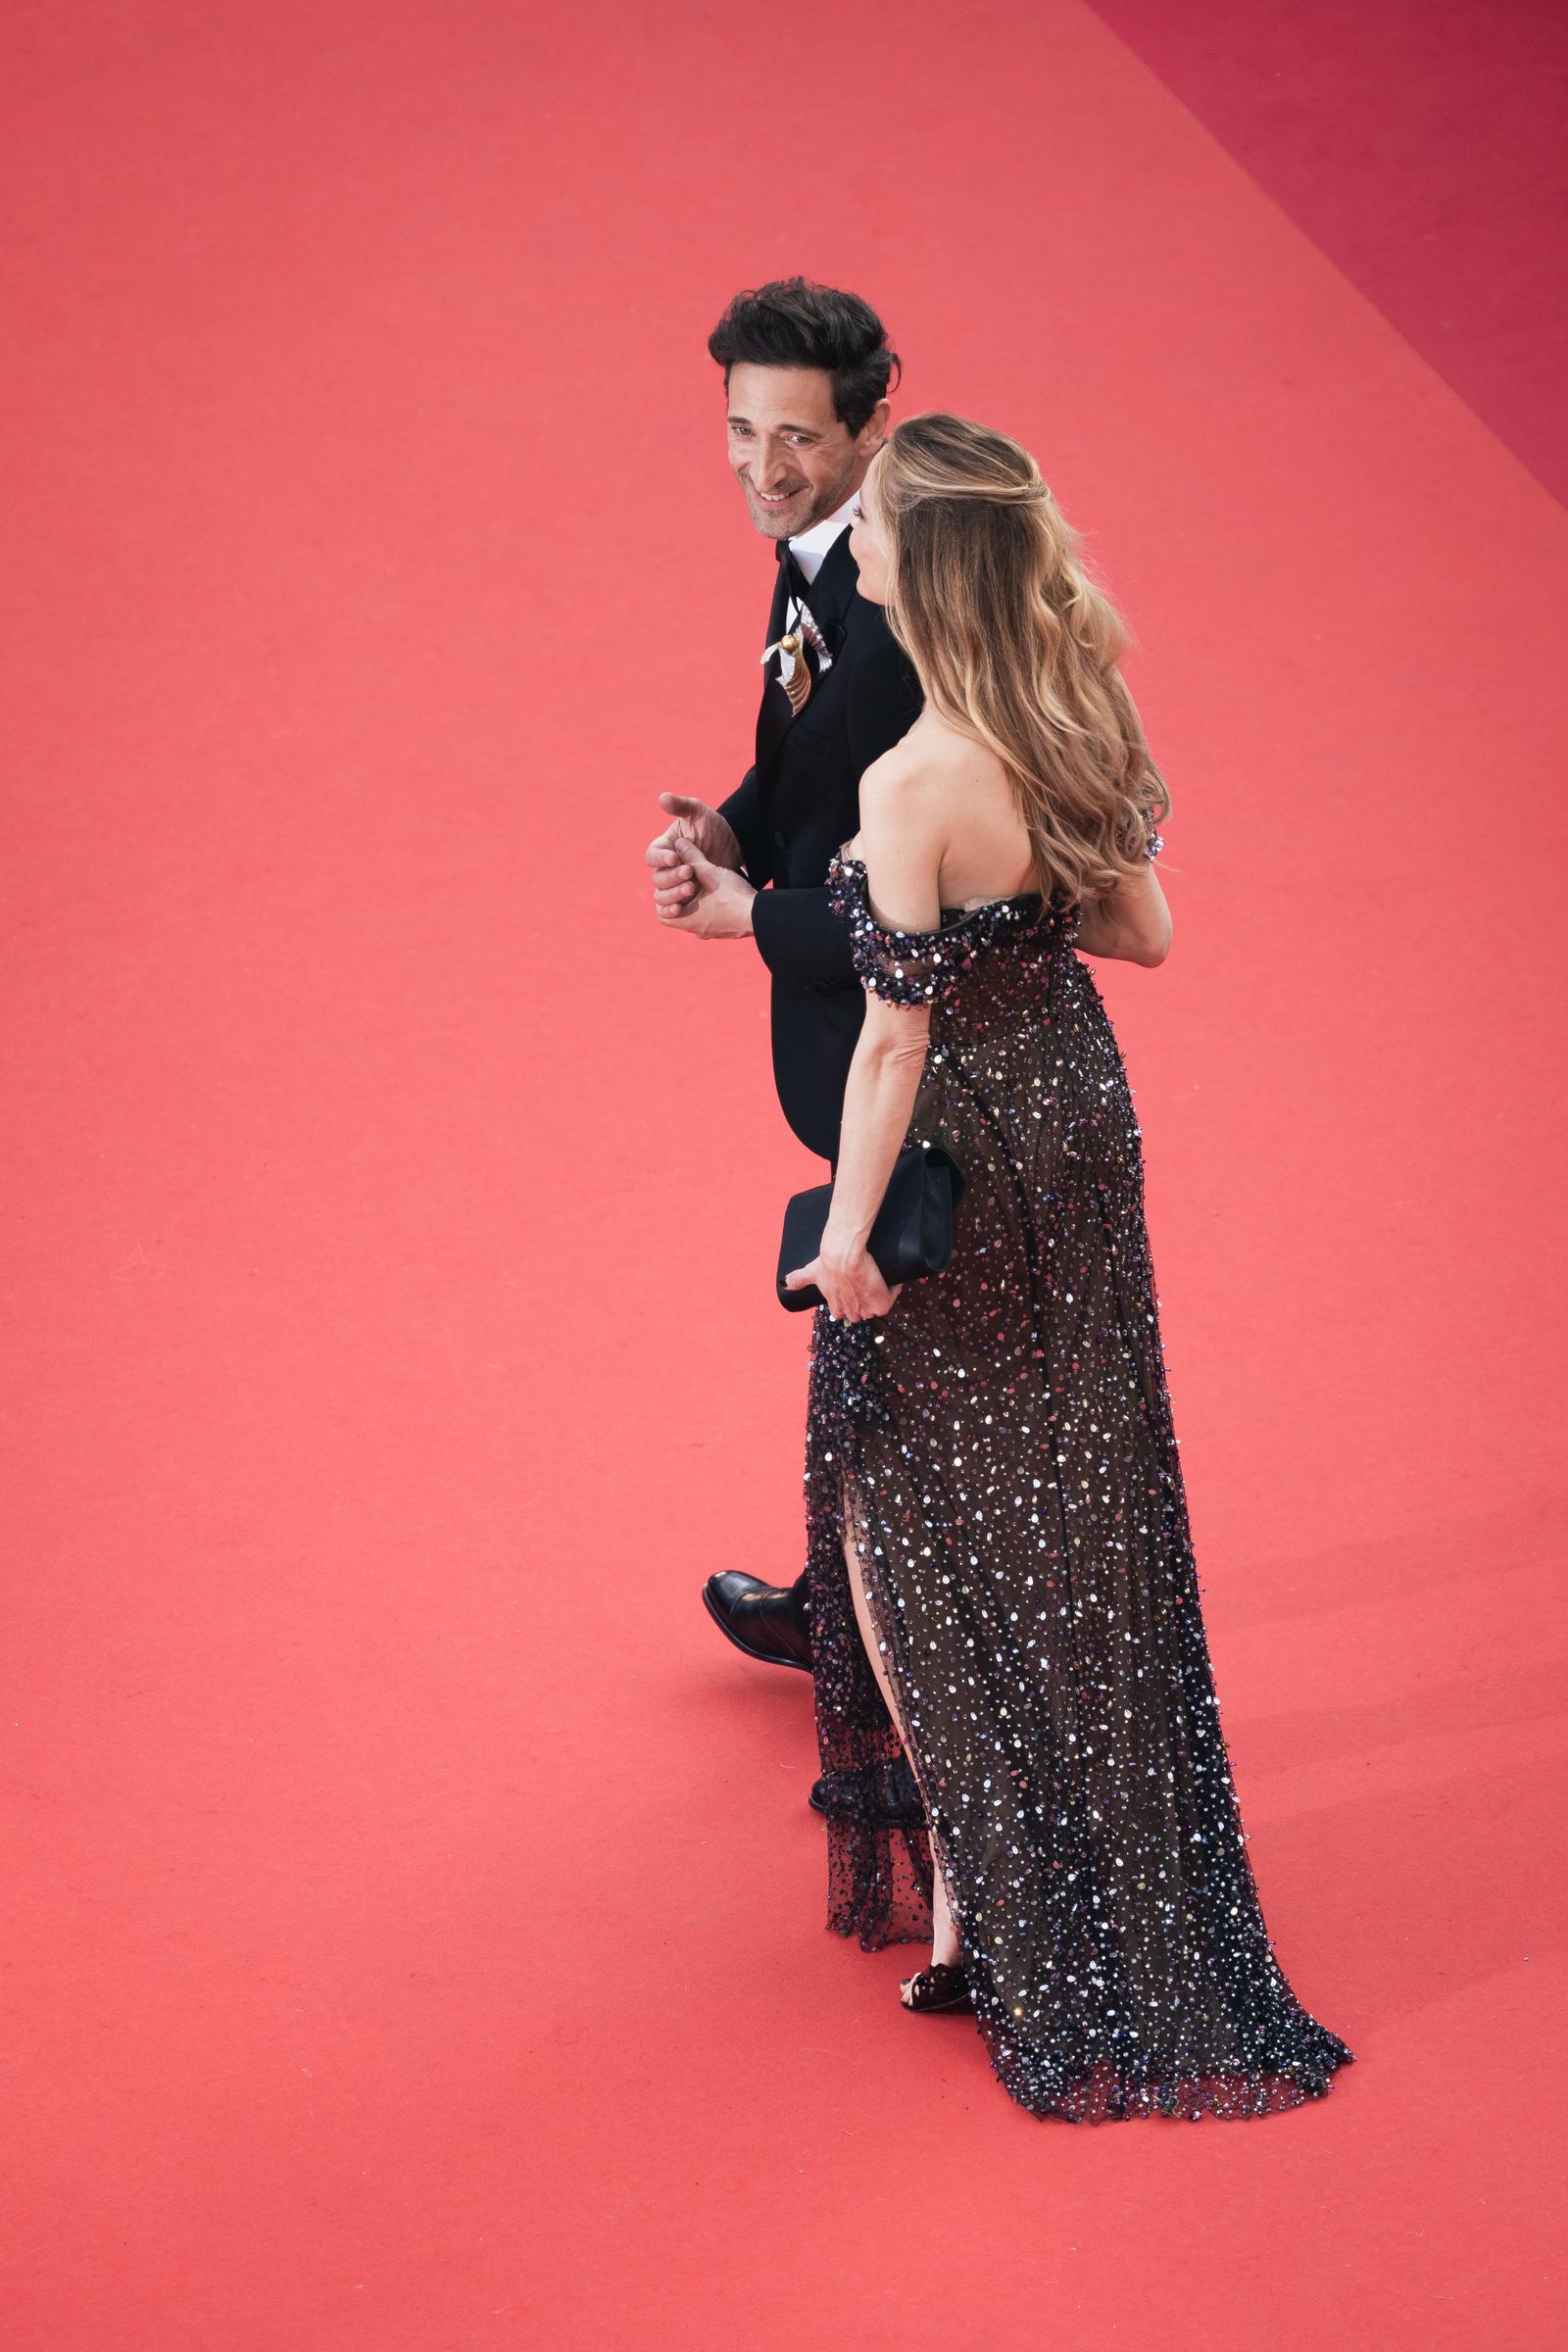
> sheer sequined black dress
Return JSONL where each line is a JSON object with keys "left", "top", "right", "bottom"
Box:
{"left": 804, "top": 843, "right": 1353, "bottom": 2124}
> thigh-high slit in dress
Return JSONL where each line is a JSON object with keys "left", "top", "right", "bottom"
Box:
{"left": 803, "top": 843, "right": 1354, "bottom": 2124}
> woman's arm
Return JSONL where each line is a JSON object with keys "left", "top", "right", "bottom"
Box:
{"left": 1074, "top": 855, "right": 1172, "bottom": 965}
{"left": 781, "top": 759, "right": 945, "bottom": 1323}
{"left": 821, "top": 991, "right": 931, "bottom": 1268}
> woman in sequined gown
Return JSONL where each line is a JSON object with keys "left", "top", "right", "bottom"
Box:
{"left": 782, "top": 415, "right": 1352, "bottom": 2124}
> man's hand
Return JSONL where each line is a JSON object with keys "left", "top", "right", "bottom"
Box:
{"left": 647, "top": 792, "right": 755, "bottom": 937}
{"left": 646, "top": 793, "right": 744, "bottom": 924}
{"left": 656, "top": 832, "right": 758, "bottom": 938}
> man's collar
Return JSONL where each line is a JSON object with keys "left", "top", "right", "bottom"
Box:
{"left": 794, "top": 522, "right": 858, "bottom": 627}
{"left": 787, "top": 485, "right": 862, "bottom": 568}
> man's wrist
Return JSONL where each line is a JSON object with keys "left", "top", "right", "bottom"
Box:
{"left": 717, "top": 874, "right": 756, "bottom": 936}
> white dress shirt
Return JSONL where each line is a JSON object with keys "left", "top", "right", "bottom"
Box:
{"left": 787, "top": 486, "right": 861, "bottom": 585}
{"left": 771, "top": 486, "right": 861, "bottom": 694}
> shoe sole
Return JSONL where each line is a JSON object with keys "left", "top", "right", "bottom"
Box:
{"left": 701, "top": 1586, "right": 812, "bottom": 1674}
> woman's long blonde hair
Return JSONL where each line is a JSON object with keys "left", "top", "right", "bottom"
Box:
{"left": 875, "top": 413, "right": 1169, "bottom": 906}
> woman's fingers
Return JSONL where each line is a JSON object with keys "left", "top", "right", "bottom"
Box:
{"left": 788, "top": 1248, "right": 904, "bottom": 1323}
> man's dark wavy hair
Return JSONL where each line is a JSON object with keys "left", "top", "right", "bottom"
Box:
{"left": 708, "top": 277, "right": 901, "bottom": 437}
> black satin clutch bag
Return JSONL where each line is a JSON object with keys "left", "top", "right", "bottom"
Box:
{"left": 776, "top": 1142, "right": 968, "bottom": 1312}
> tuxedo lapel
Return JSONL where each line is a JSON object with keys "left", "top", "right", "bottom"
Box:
{"left": 797, "top": 528, "right": 858, "bottom": 635}
{"left": 754, "top": 528, "right": 860, "bottom": 775}
{"left": 755, "top": 547, "right": 799, "bottom": 774}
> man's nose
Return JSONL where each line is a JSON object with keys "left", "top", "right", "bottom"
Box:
{"left": 753, "top": 438, "right": 791, "bottom": 488}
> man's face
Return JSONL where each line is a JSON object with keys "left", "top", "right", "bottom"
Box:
{"left": 725, "top": 363, "right": 884, "bottom": 542}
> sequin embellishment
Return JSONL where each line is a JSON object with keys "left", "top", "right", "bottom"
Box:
{"left": 802, "top": 846, "right": 1353, "bottom": 2124}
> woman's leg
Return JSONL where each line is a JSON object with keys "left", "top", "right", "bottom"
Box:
{"left": 840, "top": 1508, "right": 963, "bottom": 1975}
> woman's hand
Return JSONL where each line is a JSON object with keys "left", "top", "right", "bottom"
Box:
{"left": 783, "top": 1239, "right": 904, "bottom": 1324}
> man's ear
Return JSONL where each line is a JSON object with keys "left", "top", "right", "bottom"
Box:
{"left": 860, "top": 397, "right": 892, "bottom": 453}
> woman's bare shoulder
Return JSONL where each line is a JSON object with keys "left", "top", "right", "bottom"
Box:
{"left": 861, "top": 713, "right": 1001, "bottom": 808}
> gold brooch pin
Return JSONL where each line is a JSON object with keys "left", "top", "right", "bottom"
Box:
{"left": 760, "top": 628, "right": 812, "bottom": 713}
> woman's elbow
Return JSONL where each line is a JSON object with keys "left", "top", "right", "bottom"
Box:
{"left": 861, "top": 1020, "right": 932, "bottom": 1072}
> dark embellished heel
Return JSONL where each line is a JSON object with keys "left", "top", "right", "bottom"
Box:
{"left": 899, "top": 1962, "right": 973, "bottom": 2014}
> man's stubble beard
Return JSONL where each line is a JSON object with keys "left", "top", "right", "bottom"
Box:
{"left": 742, "top": 460, "right": 860, "bottom": 541}
{"left": 796, "top": 462, "right": 861, "bottom": 535}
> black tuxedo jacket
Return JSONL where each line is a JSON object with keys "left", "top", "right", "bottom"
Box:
{"left": 718, "top": 532, "right": 922, "bottom": 1160}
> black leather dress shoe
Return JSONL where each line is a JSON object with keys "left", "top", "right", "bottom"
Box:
{"left": 702, "top": 1572, "right": 812, "bottom": 1672}
{"left": 808, "top": 1754, "right": 923, "bottom": 1823}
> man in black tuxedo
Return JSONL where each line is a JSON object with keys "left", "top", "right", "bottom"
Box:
{"left": 647, "top": 278, "right": 922, "bottom": 1680}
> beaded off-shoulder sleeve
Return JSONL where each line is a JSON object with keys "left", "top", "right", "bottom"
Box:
{"left": 825, "top": 853, "right": 1056, "bottom": 1008}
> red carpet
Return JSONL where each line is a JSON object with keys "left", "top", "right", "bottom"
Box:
{"left": 3, "top": 5, "right": 1564, "bottom": 2346}
{"left": 1093, "top": 0, "right": 1568, "bottom": 506}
